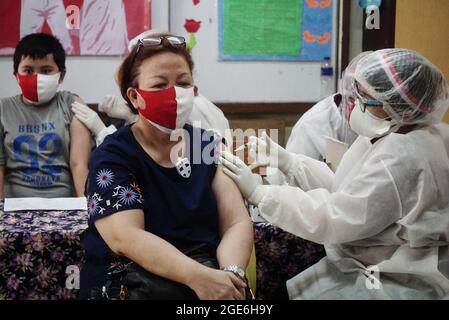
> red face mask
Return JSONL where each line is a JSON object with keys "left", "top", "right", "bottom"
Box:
{"left": 135, "top": 86, "right": 194, "bottom": 133}
{"left": 16, "top": 73, "right": 60, "bottom": 105}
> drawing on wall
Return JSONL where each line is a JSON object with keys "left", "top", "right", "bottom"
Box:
{"left": 184, "top": 19, "right": 201, "bottom": 51}
{"left": 0, "top": 0, "right": 151, "bottom": 55}
{"left": 218, "top": 0, "right": 333, "bottom": 61}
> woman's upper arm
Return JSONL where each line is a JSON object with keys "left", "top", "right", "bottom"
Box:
{"left": 86, "top": 145, "right": 145, "bottom": 252}
{"left": 212, "top": 164, "right": 251, "bottom": 236}
{"left": 94, "top": 208, "right": 145, "bottom": 254}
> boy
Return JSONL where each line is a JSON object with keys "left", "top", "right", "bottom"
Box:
{"left": 0, "top": 33, "right": 91, "bottom": 198}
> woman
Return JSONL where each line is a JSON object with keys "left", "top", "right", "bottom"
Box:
{"left": 79, "top": 33, "right": 253, "bottom": 300}
{"left": 220, "top": 48, "right": 449, "bottom": 299}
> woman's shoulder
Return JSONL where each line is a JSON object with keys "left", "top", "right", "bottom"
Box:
{"left": 185, "top": 123, "right": 224, "bottom": 146}
{"left": 91, "top": 126, "right": 135, "bottom": 166}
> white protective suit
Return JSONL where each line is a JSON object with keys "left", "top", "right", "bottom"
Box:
{"left": 285, "top": 52, "right": 372, "bottom": 165}
{"left": 220, "top": 48, "right": 449, "bottom": 300}
{"left": 286, "top": 94, "right": 357, "bottom": 162}
{"left": 258, "top": 123, "right": 449, "bottom": 299}
{"left": 188, "top": 94, "right": 230, "bottom": 139}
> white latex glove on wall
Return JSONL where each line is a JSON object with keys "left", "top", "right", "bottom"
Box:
{"left": 219, "top": 150, "right": 268, "bottom": 205}
{"left": 71, "top": 102, "right": 116, "bottom": 146}
{"left": 99, "top": 95, "right": 139, "bottom": 124}
{"left": 247, "top": 131, "right": 296, "bottom": 175}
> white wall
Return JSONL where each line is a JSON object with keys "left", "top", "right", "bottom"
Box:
{"left": 349, "top": 1, "right": 364, "bottom": 61}
{"left": 0, "top": 0, "right": 337, "bottom": 104}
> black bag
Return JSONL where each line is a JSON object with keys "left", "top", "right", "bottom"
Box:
{"left": 91, "top": 244, "right": 219, "bottom": 300}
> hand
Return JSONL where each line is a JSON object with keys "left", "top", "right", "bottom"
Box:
{"left": 71, "top": 102, "right": 106, "bottom": 136}
{"left": 99, "top": 95, "right": 139, "bottom": 124}
{"left": 189, "top": 267, "right": 247, "bottom": 300}
{"left": 247, "top": 131, "right": 295, "bottom": 174}
{"left": 219, "top": 151, "right": 263, "bottom": 203}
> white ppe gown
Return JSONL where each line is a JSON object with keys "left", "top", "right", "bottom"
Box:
{"left": 286, "top": 94, "right": 357, "bottom": 161}
{"left": 266, "top": 94, "right": 357, "bottom": 186}
{"left": 258, "top": 123, "right": 449, "bottom": 299}
{"left": 188, "top": 94, "right": 230, "bottom": 140}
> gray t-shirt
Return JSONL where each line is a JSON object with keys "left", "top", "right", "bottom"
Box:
{"left": 0, "top": 91, "right": 76, "bottom": 198}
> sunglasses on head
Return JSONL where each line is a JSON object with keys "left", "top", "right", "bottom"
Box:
{"left": 135, "top": 36, "right": 186, "bottom": 55}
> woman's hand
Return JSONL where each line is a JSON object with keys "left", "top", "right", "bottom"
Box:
{"left": 188, "top": 267, "right": 247, "bottom": 300}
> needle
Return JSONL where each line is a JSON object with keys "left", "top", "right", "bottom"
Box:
{"left": 234, "top": 143, "right": 247, "bottom": 152}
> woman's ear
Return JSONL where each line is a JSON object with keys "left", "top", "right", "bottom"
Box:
{"left": 127, "top": 87, "right": 141, "bottom": 111}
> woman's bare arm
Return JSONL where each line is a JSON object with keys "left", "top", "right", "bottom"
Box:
{"left": 214, "top": 164, "right": 254, "bottom": 270}
{"left": 95, "top": 209, "right": 246, "bottom": 299}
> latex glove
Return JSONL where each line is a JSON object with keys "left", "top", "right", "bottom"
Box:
{"left": 99, "top": 95, "right": 139, "bottom": 124}
{"left": 247, "top": 131, "right": 295, "bottom": 175}
{"left": 219, "top": 151, "right": 266, "bottom": 205}
{"left": 71, "top": 101, "right": 106, "bottom": 136}
{"left": 95, "top": 125, "right": 117, "bottom": 146}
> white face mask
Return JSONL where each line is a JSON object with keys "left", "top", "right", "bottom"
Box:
{"left": 349, "top": 99, "right": 393, "bottom": 138}
{"left": 17, "top": 72, "right": 60, "bottom": 105}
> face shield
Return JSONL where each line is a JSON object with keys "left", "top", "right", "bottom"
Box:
{"left": 337, "top": 52, "right": 373, "bottom": 145}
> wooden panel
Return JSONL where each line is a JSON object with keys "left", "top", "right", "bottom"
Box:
{"left": 395, "top": 0, "right": 449, "bottom": 123}
{"left": 218, "top": 102, "right": 315, "bottom": 148}
{"left": 229, "top": 119, "right": 285, "bottom": 147}
{"left": 215, "top": 102, "right": 314, "bottom": 115}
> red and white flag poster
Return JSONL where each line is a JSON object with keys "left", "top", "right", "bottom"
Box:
{"left": 0, "top": 0, "right": 151, "bottom": 55}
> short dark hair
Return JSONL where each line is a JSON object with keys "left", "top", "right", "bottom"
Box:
{"left": 116, "top": 32, "right": 194, "bottom": 114}
{"left": 13, "top": 33, "right": 66, "bottom": 74}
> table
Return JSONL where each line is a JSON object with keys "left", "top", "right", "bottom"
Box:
{"left": 0, "top": 202, "right": 87, "bottom": 300}
{"left": 0, "top": 203, "right": 325, "bottom": 300}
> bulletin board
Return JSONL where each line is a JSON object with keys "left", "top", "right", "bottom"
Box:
{"left": 218, "top": 0, "right": 333, "bottom": 61}
{"left": 170, "top": 0, "right": 338, "bottom": 103}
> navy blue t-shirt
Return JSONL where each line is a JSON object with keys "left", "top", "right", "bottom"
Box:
{"left": 79, "top": 124, "right": 222, "bottom": 299}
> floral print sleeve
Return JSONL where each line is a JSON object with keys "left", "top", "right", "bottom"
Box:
{"left": 86, "top": 162, "right": 144, "bottom": 223}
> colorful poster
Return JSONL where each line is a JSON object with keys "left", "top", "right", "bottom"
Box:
{"left": 0, "top": 0, "right": 151, "bottom": 56}
{"left": 218, "top": 0, "right": 333, "bottom": 61}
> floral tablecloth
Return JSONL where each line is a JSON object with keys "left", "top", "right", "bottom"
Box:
{"left": 0, "top": 200, "right": 324, "bottom": 300}
{"left": 254, "top": 222, "right": 326, "bottom": 300}
{"left": 0, "top": 203, "right": 88, "bottom": 300}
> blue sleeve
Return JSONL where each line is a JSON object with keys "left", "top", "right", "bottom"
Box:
{"left": 86, "top": 147, "right": 144, "bottom": 224}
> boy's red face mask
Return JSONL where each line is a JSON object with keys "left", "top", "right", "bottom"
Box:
{"left": 16, "top": 73, "right": 60, "bottom": 105}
